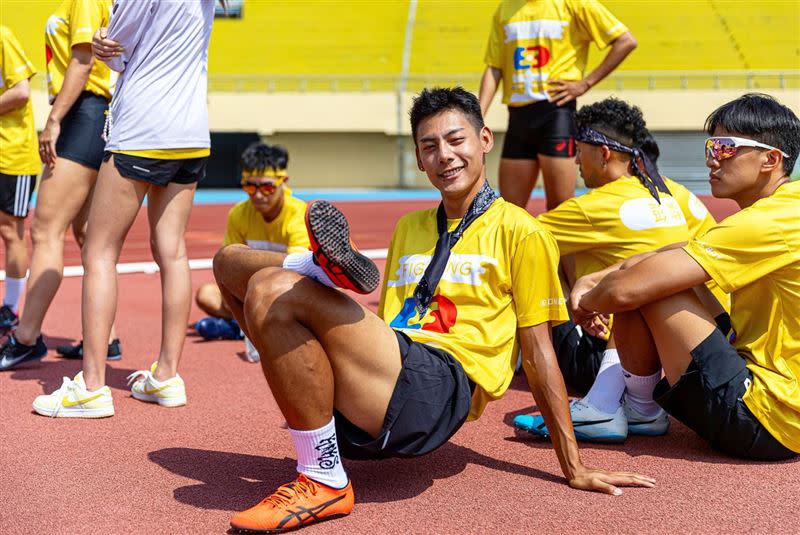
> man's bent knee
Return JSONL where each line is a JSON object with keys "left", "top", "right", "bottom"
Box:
{"left": 212, "top": 244, "right": 249, "bottom": 281}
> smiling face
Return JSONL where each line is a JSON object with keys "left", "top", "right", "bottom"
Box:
{"left": 414, "top": 109, "right": 493, "bottom": 206}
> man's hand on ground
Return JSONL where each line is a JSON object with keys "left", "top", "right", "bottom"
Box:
{"left": 569, "top": 466, "right": 655, "bottom": 495}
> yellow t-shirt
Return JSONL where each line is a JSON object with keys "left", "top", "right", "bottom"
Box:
{"left": 0, "top": 26, "right": 40, "bottom": 176}
{"left": 379, "top": 199, "right": 569, "bottom": 420}
{"left": 223, "top": 188, "right": 310, "bottom": 253}
{"left": 485, "top": 0, "right": 628, "bottom": 106}
{"left": 538, "top": 176, "right": 690, "bottom": 280}
{"left": 45, "top": 0, "right": 114, "bottom": 102}
{"left": 664, "top": 177, "right": 730, "bottom": 312}
{"left": 684, "top": 181, "right": 800, "bottom": 453}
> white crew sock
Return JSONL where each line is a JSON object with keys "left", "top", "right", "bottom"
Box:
{"left": 282, "top": 252, "right": 334, "bottom": 288}
{"left": 289, "top": 417, "right": 348, "bottom": 489}
{"left": 3, "top": 276, "right": 26, "bottom": 313}
{"left": 583, "top": 349, "right": 625, "bottom": 414}
{"left": 622, "top": 367, "right": 663, "bottom": 417}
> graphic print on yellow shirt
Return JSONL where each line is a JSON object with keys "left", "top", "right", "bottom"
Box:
{"left": 0, "top": 26, "right": 40, "bottom": 175}
{"left": 45, "top": 0, "right": 114, "bottom": 102}
{"left": 485, "top": 0, "right": 627, "bottom": 105}
{"left": 378, "top": 199, "right": 569, "bottom": 420}
{"left": 684, "top": 181, "right": 800, "bottom": 453}
{"left": 537, "top": 176, "right": 690, "bottom": 280}
{"left": 223, "top": 189, "right": 309, "bottom": 253}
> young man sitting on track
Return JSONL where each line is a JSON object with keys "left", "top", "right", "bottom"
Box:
{"left": 213, "top": 87, "right": 653, "bottom": 533}
{"left": 193, "top": 143, "right": 308, "bottom": 360}
{"left": 568, "top": 93, "right": 799, "bottom": 460}
{"left": 512, "top": 99, "right": 729, "bottom": 442}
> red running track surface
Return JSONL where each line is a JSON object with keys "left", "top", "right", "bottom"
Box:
{"left": 2, "top": 196, "right": 797, "bottom": 535}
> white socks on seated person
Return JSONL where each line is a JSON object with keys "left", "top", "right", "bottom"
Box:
{"left": 583, "top": 349, "right": 626, "bottom": 414}
{"left": 283, "top": 252, "right": 334, "bottom": 288}
{"left": 289, "top": 417, "right": 348, "bottom": 489}
{"left": 622, "top": 368, "right": 663, "bottom": 417}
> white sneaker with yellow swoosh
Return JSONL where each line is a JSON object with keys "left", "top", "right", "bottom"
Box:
{"left": 32, "top": 371, "right": 114, "bottom": 418}
{"left": 127, "top": 362, "right": 186, "bottom": 407}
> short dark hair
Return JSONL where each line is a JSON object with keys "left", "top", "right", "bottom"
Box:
{"left": 240, "top": 143, "right": 289, "bottom": 173}
{"left": 640, "top": 131, "right": 660, "bottom": 164}
{"left": 409, "top": 87, "right": 484, "bottom": 143}
{"left": 705, "top": 93, "right": 800, "bottom": 174}
{"left": 575, "top": 97, "right": 649, "bottom": 150}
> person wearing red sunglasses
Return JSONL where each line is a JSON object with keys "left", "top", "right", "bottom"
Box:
{"left": 193, "top": 143, "right": 309, "bottom": 360}
{"left": 568, "top": 93, "right": 800, "bottom": 461}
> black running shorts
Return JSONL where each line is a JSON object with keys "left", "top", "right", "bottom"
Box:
{"left": 0, "top": 173, "right": 36, "bottom": 218}
{"left": 551, "top": 319, "right": 606, "bottom": 397}
{"left": 105, "top": 152, "right": 207, "bottom": 187}
{"left": 501, "top": 100, "right": 576, "bottom": 159}
{"left": 56, "top": 91, "right": 109, "bottom": 170}
{"left": 654, "top": 328, "right": 796, "bottom": 461}
{"left": 334, "top": 330, "right": 473, "bottom": 459}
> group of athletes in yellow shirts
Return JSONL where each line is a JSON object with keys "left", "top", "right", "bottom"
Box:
{"left": 1, "top": 1, "right": 798, "bottom": 533}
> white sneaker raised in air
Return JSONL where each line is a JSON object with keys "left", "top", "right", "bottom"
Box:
{"left": 514, "top": 398, "right": 628, "bottom": 443}
{"left": 127, "top": 362, "right": 186, "bottom": 407}
{"left": 32, "top": 371, "right": 114, "bottom": 418}
{"left": 624, "top": 398, "right": 669, "bottom": 436}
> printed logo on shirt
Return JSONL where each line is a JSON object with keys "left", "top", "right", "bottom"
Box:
{"left": 246, "top": 239, "right": 288, "bottom": 252}
{"left": 513, "top": 45, "right": 551, "bottom": 70}
{"left": 390, "top": 294, "right": 457, "bottom": 334}
{"left": 618, "top": 197, "right": 686, "bottom": 231}
{"left": 688, "top": 193, "right": 709, "bottom": 221}
{"left": 387, "top": 253, "right": 498, "bottom": 288}
{"left": 503, "top": 20, "right": 569, "bottom": 42}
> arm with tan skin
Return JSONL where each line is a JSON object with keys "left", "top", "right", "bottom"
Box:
{"left": 577, "top": 248, "right": 711, "bottom": 316}
{"left": 39, "top": 43, "right": 94, "bottom": 166}
{"left": 549, "top": 32, "right": 637, "bottom": 106}
{"left": 0, "top": 78, "right": 30, "bottom": 115}
{"left": 478, "top": 66, "right": 502, "bottom": 117}
{"left": 519, "top": 322, "right": 655, "bottom": 494}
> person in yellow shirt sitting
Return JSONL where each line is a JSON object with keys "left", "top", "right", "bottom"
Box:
{"left": 571, "top": 93, "right": 799, "bottom": 461}
{"left": 0, "top": 26, "right": 39, "bottom": 335}
{"left": 194, "top": 143, "right": 309, "bottom": 359}
{"left": 213, "top": 87, "right": 653, "bottom": 533}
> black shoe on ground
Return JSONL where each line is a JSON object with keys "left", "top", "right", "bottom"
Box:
{"left": 0, "top": 305, "right": 19, "bottom": 334}
{"left": 56, "top": 339, "right": 122, "bottom": 361}
{"left": 0, "top": 335, "right": 48, "bottom": 371}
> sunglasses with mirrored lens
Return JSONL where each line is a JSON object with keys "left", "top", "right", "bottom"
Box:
{"left": 705, "top": 136, "right": 789, "bottom": 161}
{"left": 241, "top": 176, "right": 286, "bottom": 196}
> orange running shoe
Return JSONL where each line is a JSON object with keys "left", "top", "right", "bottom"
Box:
{"left": 230, "top": 474, "right": 354, "bottom": 533}
{"left": 305, "top": 200, "right": 380, "bottom": 294}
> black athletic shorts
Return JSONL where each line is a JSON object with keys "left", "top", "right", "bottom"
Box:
{"left": 551, "top": 319, "right": 606, "bottom": 397}
{"left": 0, "top": 173, "right": 36, "bottom": 218}
{"left": 105, "top": 152, "right": 207, "bottom": 187}
{"left": 654, "top": 328, "right": 796, "bottom": 461}
{"left": 56, "top": 91, "right": 109, "bottom": 170}
{"left": 334, "top": 330, "right": 473, "bottom": 460}
{"left": 501, "top": 100, "right": 576, "bottom": 159}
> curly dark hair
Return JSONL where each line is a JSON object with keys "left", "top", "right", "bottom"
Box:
{"left": 575, "top": 97, "right": 649, "bottom": 150}
{"left": 706, "top": 93, "right": 800, "bottom": 175}
{"left": 409, "top": 87, "right": 484, "bottom": 143}
{"left": 240, "top": 143, "right": 289, "bottom": 174}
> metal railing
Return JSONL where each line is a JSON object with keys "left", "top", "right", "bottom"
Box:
{"left": 205, "top": 70, "right": 800, "bottom": 93}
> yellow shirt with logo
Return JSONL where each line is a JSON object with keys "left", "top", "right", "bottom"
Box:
{"left": 485, "top": 0, "right": 628, "bottom": 106}
{"left": 223, "top": 188, "right": 310, "bottom": 253}
{"left": 378, "top": 198, "right": 569, "bottom": 420}
{"left": 0, "top": 26, "right": 40, "bottom": 175}
{"left": 537, "top": 176, "right": 690, "bottom": 280}
{"left": 664, "top": 177, "right": 730, "bottom": 312}
{"left": 45, "top": 0, "right": 114, "bottom": 102}
{"left": 684, "top": 181, "right": 800, "bottom": 453}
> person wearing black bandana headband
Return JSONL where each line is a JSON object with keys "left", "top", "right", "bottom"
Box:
{"left": 214, "top": 87, "right": 654, "bottom": 532}
{"left": 512, "top": 97, "right": 722, "bottom": 443}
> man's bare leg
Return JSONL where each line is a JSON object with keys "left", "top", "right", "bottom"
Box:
{"left": 194, "top": 282, "right": 232, "bottom": 319}
{"left": 498, "top": 158, "right": 538, "bottom": 209}
{"left": 538, "top": 154, "right": 577, "bottom": 211}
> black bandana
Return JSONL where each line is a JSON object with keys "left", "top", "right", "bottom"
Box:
{"left": 412, "top": 180, "right": 498, "bottom": 316}
{"left": 576, "top": 127, "right": 670, "bottom": 202}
